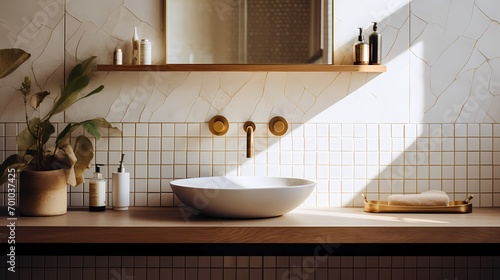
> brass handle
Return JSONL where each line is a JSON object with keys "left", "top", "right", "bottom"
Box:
{"left": 209, "top": 115, "right": 229, "bottom": 136}
{"left": 269, "top": 116, "right": 288, "bottom": 136}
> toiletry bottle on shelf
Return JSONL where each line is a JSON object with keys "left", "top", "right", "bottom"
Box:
{"left": 114, "top": 48, "right": 122, "bottom": 65}
{"left": 112, "top": 154, "right": 130, "bottom": 210}
{"left": 353, "top": 27, "right": 369, "bottom": 65}
{"left": 132, "top": 27, "right": 140, "bottom": 65}
{"left": 369, "top": 22, "right": 382, "bottom": 65}
{"left": 89, "top": 164, "right": 106, "bottom": 212}
{"left": 140, "top": 39, "right": 152, "bottom": 65}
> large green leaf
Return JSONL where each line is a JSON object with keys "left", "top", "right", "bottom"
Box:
{"left": 66, "top": 63, "right": 83, "bottom": 85}
{"left": 16, "top": 118, "right": 54, "bottom": 152}
{"left": 0, "top": 49, "right": 30, "bottom": 79}
{"left": 55, "top": 123, "right": 79, "bottom": 146}
{"left": 81, "top": 119, "right": 102, "bottom": 139}
{"left": 50, "top": 75, "right": 91, "bottom": 115}
{"left": 16, "top": 118, "right": 40, "bottom": 151}
{"left": 40, "top": 120, "right": 55, "bottom": 146}
{"left": 81, "top": 85, "right": 104, "bottom": 99}
{"left": 67, "top": 56, "right": 95, "bottom": 84}
{"left": 0, "top": 154, "right": 25, "bottom": 185}
{"left": 56, "top": 118, "right": 119, "bottom": 147}
{"left": 48, "top": 56, "right": 99, "bottom": 116}
{"left": 81, "top": 117, "right": 120, "bottom": 140}
{"left": 79, "top": 56, "right": 96, "bottom": 72}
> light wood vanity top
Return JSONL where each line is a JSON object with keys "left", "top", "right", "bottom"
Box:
{"left": 12, "top": 207, "right": 500, "bottom": 244}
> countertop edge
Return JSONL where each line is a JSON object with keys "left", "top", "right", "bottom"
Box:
{"left": 14, "top": 226, "right": 500, "bottom": 244}
{"left": 7, "top": 207, "right": 500, "bottom": 244}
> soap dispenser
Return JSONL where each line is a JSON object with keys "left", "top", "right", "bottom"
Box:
{"left": 369, "top": 22, "right": 382, "bottom": 65}
{"left": 89, "top": 164, "right": 106, "bottom": 212}
{"left": 112, "top": 154, "right": 130, "bottom": 210}
{"left": 353, "top": 27, "right": 369, "bottom": 65}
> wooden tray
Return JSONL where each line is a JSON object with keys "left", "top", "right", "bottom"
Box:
{"left": 362, "top": 194, "right": 473, "bottom": 213}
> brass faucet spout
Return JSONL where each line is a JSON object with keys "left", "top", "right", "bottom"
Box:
{"left": 246, "top": 126, "right": 253, "bottom": 158}
{"left": 243, "top": 121, "right": 256, "bottom": 158}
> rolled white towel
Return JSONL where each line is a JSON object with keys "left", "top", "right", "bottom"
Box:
{"left": 388, "top": 190, "right": 449, "bottom": 206}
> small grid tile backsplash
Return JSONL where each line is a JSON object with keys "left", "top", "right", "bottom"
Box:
{"left": 1, "top": 122, "right": 500, "bottom": 208}
{"left": 2, "top": 255, "right": 499, "bottom": 280}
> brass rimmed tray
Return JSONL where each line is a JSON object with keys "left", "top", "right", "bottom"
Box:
{"left": 362, "top": 194, "right": 473, "bottom": 213}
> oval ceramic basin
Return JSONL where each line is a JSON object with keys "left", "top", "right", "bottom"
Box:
{"left": 170, "top": 176, "right": 315, "bottom": 218}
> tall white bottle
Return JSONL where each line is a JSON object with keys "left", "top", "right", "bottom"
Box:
{"left": 132, "top": 27, "right": 140, "bottom": 65}
{"left": 112, "top": 154, "right": 130, "bottom": 210}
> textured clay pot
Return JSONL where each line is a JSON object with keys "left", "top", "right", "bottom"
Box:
{"left": 20, "top": 169, "right": 67, "bottom": 216}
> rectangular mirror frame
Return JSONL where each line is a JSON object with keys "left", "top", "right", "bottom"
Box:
{"left": 163, "top": 0, "right": 335, "bottom": 69}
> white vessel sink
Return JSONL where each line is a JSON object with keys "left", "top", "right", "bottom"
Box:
{"left": 170, "top": 176, "right": 315, "bottom": 218}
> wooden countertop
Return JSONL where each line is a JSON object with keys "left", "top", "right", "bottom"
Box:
{"left": 9, "top": 207, "right": 500, "bottom": 244}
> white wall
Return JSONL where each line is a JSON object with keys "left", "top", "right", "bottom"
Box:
{"left": 0, "top": 0, "right": 499, "bottom": 208}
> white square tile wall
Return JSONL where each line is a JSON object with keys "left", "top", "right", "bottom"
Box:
{"left": 2, "top": 122, "right": 498, "bottom": 208}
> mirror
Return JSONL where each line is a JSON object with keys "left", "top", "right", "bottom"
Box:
{"left": 165, "top": 0, "right": 332, "bottom": 64}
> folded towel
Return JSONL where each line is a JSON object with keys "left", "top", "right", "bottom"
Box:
{"left": 388, "top": 190, "right": 449, "bottom": 206}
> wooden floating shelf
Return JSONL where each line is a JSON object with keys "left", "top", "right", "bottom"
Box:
{"left": 97, "top": 64, "right": 387, "bottom": 72}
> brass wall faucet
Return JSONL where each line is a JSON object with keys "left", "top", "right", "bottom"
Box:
{"left": 243, "top": 121, "right": 256, "bottom": 158}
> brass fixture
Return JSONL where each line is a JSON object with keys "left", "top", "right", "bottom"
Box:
{"left": 269, "top": 116, "right": 288, "bottom": 136}
{"left": 209, "top": 115, "right": 229, "bottom": 136}
{"left": 243, "top": 121, "right": 256, "bottom": 158}
{"left": 362, "top": 194, "right": 474, "bottom": 213}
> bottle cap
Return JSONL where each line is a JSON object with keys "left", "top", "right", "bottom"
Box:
{"left": 118, "top": 154, "right": 125, "bottom": 173}
{"left": 134, "top": 27, "right": 138, "bottom": 38}
{"left": 95, "top": 164, "right": 105, "bottom": 173}
{"left": 372, "top": 22, "right": 378, "bottom": 31}
{"left": 358, "top": 28, "right": 364, "bottom": 41}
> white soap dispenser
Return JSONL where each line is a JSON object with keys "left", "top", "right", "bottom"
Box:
{"left": 112, "top": 154, "right": 130, "bottom": 210}
{"left": 89, "top": 164, "right": 106, "bottom": 212}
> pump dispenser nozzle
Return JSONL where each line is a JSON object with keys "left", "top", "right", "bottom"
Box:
{"left": 118, "top": 153, "right": 125, "bottom": 173}
{"left": 95, "top": 163, "right": 105, "bottom": 173}
{"left": 357, "top": 28, "right": 364, "bottom": 41}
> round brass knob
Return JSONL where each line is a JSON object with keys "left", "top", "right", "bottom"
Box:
{"left": 269, "top": 116, "right": 288, "bottom": 136}
{"left": 209, "top": 115, "right": 229, "bottom": 136}
{"left": 213, "top": 121, "right": 225, "bottom": 133}
{"left": 273, "top": 121, "right": 285, "bottom": 133}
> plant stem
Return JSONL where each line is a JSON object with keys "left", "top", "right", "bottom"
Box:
{"left": 36, "top": 123, "right": 42, "bottom": 170}
{"left": 23, "top": 93, "right": 36, "bottom": 140}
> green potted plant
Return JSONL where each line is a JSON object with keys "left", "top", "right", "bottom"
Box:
{"left": 0, "top": 54, "right": 118, "bottom": 216}
{"left": 0, "top": 48, "right": 31, "bottom": 78}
